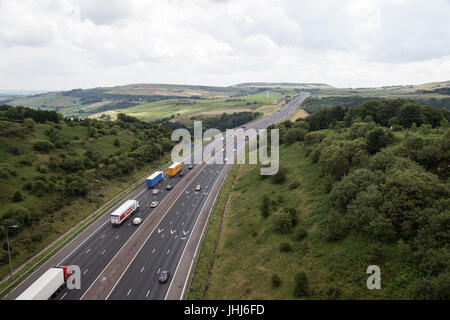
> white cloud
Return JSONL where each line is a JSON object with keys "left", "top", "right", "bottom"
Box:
{"left": 0, "top": 0, "right": 448, "bottom": 90}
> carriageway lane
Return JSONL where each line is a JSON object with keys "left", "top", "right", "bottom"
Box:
{"left": 108, "top": 163, "right": 224, "bottom": 300}
{"left": 55, "top": 158, "right": 200, "bottom": 300}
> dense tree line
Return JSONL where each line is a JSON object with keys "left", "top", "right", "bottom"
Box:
{"left": 0, "top": 104, "right": 62, "bottom": 123}
{"left": 303, "top": 96, "right": 450, "bottom": 115}
{"left": 61, "top": 88, "right": 201, "bottom": 105}
{"left": 306, "top": 99, "right": 450, "bottom": 131}
{"left": 154, "top": 111, "right": 261, "bottom": 133}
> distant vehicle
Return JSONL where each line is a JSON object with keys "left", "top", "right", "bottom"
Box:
{"left": 152, "top": 189, "right": 160, "bottom": 195}
{"left": 110, "top": 200, "right": 140, "bottom": 227}
{"left": 159, "top": 270, "right": 170, "bottom": 283}
{"left": 195, "top": 185, "right": 201, "bottom": 191}
{"left": 16, "top": 266, "right": 71, "bottom": 300}
{"left": 179, "top": 171, "right": 184, "bottom": 177}
{"left": 221, "top": 137, "right": 225, "bottom": 141}
{"left": 233, "top": 149, "right": 236, "bottom": 152}
{"left": 224, "top": 158, "right": 228, "bottom": 162}
{"left": 133, "top": 218, "right": 143, "bottom": 226}
{"left": 146, "top": 171, "right": 164, "bottom": 188}
{"left": 168, "top": 162, "right": 183, "bottom": 177}
{"left": 166, "top": 185, "right": 173, "bottom": 191}
{"left": 150, "top": 201, "right": 159, "bottom": 208}
{"left": 188, "top": 165, "right": 193, "bottom": 170}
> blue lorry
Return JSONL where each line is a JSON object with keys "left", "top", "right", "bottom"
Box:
{"left": 146, "top": 171, "right": 164, "bottom": 188}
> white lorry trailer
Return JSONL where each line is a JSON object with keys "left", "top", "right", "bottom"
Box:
{"left": 110, "top": 199, "right": 140, "bottom": 226}
{"left": 16, "top": 266, "right": 70, "bottom": 300}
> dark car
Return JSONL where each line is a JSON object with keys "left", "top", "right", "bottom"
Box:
{"left": 159, "top": 270, "right": 170, "bottom": 283}
{"left": 166, "top": 185, "right": 173, "bottom": 191}
{"left": 179, "top": 171, "right": 184, "bottom": 177}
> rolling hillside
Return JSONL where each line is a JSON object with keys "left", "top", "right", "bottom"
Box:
{"left": 188, "top": 100, "right": 450, "bottom": 300}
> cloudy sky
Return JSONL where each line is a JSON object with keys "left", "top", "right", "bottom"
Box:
{"left": 0, "top": 0, "right": 449, "bottom": 91}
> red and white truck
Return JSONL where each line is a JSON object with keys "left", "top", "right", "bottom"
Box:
{"left": 110, "top": 199, "right": 140, "bottom": 226}
{"left": 16, "top": 266, "right": 71, "bottom": 300}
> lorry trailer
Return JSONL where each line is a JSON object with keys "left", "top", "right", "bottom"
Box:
{"left": 168, "top": 162, "right": 183, "bottom": 177}
{"left": 146, "top": 171, "right": 164, "bottom": 188}
{"left": 110, "top": 200, "right": 140, "bottom": 226}
{"left": 16, "top": 266, "right": 71, "bottom": 300}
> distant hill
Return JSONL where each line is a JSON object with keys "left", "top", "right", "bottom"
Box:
{"left": 5, "top": 80, "right": 450, "bottom": 120}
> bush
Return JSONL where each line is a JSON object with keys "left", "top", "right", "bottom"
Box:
{"left": 293, "top": 271, "right": 309, "bottom": 297}
{"left": 279, "top": 241, "right": 292, "bottom": 252}
{"left": 304, "top": 132, "right": 326, "bottom": 146}
{"left": 270, "top": 210, "right": 295, "bottom": 233}
{"left": 33, "top": 141, "right": 55, "bottom": 153}
{"left": 271, "top": 166, "right": 287, "bottom": 184}
{"left": 260, "top": 194, "right": 271, "bottom": 218}
{"left": 12, "top": 191, "right": 23, "bottom": 202}
{"left": 294, "top": 227, "right": 308, "bottom": 241}
{"left": 289, "top": 181, "right": 301, "bottom": 190}
{"left": 271, "top": 274, "right": 282, "bottom": 288}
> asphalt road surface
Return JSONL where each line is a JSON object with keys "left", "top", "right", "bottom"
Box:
{"left": 9, "top": 93, "right": 309, "bottom": 300}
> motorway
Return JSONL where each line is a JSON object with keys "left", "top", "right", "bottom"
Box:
{"left": 7, "top": 92, "right": 309, "bottom": 300}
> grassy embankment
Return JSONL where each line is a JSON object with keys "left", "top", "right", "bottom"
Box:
{"left": 188, "top": 126, "right": 447, "bottom": 299}
{"left": 0, "top": 118, "right": 171, "bottom": 281}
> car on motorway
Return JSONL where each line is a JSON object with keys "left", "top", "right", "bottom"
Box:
{"left": 133, "top": 218, "right": 143, "bottom": 226}
{"left": 150, "top": 201, "right": 159, "bottom": 208}
{"left": 188, "top": 165, "right": 193, "bottom": 170}
{"left": 195, "top": 185, "right": 201, "bottom": 191}
{"left": 179, "top": 171, "right": 184, "bottom": 177}
{"left": 224, "top": 158, "right": 228, "bottom": 162}
{"left": 152, "top": 189, "right": 160, "bottom": 195}
{"left": 166, "top": 185, "right": 173, "bottom": 191}
{"left": 159, "top": 270, "right": 170, "bottom": 283}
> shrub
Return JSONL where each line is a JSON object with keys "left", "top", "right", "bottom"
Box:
{"left": 293, "top": 271, "right": 309, "bottom": 297}
{"left": 260, "top": 194, "right": 271, "bottom": 218}
{"left": 270, "top": 209, "right": 295, "bottom": 233}
{"left": 294, "top": 227, "right": 308, "bottom": 242}
{"left": 271, "top": 274, "right": 282, "bottom": 288}
{"left": 279, "top": 241, "right": 292, "bottom": 252}
{"left": 12, "top": 191, "right": 23, "bottom": 202}
{"left": 33, "top": 141, "right": 55, "bottom": 153}
{"left": 271, "top": 166, "right": 287, "bottom": 184}
{"left": 289, "top": 181, "right": 301, "bottom": 190}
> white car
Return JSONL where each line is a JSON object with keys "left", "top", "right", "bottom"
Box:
{"left": 150, "top": 201, "right": 159, "bottom": 208}
{"left": 133, "top": 218, "right": 143, "bottom": 225}
{"left": 152, "top": 189, "right": 159, "bottom": 195}
{"left": 224, "top": 158, "right": 228, "bottom": 162}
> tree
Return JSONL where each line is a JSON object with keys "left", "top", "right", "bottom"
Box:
{"left": 318, "top": 145, "right": 350, "bottom": 180}
{"left": 365, "top": 127, "right": 392, "bottom": 154}
{"left": 114, "top": 138, "right": 120, "bottom": 147}
{"left": 397, "top": 103, "right": 423, "bottom": 128}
